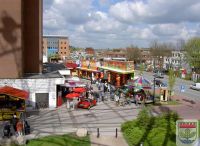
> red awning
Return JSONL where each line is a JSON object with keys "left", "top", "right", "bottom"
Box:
{"left": 73, "top": 87, "right": 86, "bottom": 93}
{"left": 0, "top": 86, "right": 29, "bottom": 100}
{"left": 65, "top": 92, "right": 80, "bottom": 99}
{"left": 65, "top": 63, "right": 78, "bottom": 69}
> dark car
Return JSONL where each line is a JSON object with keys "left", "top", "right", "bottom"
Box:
{"left": 153, "top": 72, "right": 164, "bottom": 78}
{"left": 154, "top": 79, "right": 167, "bottom": 87}
{"left": 77, "top": 98, "right": 97, "bottom": 109}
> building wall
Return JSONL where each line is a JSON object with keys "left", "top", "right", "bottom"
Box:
{"left": 58, "top": 38, "right": 70, "bottom": 60}
{"left": 43, "top": 38, "right": 48, "bottom": 56}
{"left": 0, "top": 0, "right": 23, "bottom": 78}
{"left": 0, "top": 78, "right": 65, "bottom": 108}
{"left": 23, "top": 0, "right": 43, "bottom": 74}
{"left": 0, "top": 0, "right": 43, "bottom": 78}
{"left": 43, "top": 36, "right": 70, "bottom": 61}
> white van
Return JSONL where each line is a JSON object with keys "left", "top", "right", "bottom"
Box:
{"left": 190, "top": 83, "right": 200, "bottom": 91}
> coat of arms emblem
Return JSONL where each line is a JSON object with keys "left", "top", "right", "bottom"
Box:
{"left": 176, "top": 120, "right": 199, "bottom": 146}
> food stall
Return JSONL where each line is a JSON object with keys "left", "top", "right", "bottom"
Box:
{"left": 99, "top": 60, "right": 134, "bottom": 87}
{"left": 0, "top": 86, "right": 28, "bottom": 121}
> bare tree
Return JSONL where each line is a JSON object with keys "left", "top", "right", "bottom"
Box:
{"left": 150, "top": 40, "right": 172, "bottom": 70}
{"left": 126, "top": 45, "right": 142, "bottom": 64}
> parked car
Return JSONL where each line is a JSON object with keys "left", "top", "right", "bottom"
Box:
{"left": 153, "top": 72, "right": 164, "bottom": 78}
{"left": 190, "top": 83, "right": 200, "bottom": 91}
{"left": 153, "top": 79, "right": 167, "bottom": 87}
{"left": 77, "top": 98, "right": 97, "bottom": 109}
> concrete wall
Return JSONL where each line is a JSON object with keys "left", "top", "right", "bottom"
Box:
{"left": 0, "top": 78, "right": 65, "bottom": 109}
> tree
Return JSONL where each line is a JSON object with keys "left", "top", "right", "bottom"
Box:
{"left": 126, "top": 45, "right": 142, "bottom": 64}
{"left": 150, "top": 40, "right": 172, "bottom": 70}
{"left": 139, "top": 63, "right": 144, "bottom": 75}
{"left": 184, "top": 37, "right": 200, "bottom": 74}
{"left": 168, "top": 69, "right": 176, "bottom": 100}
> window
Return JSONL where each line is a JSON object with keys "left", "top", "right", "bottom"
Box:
{"left": 61, "top": 52, "right": 62, "bottom": 54}
{"left": 61, "top": 41, "right": 62, "bottom": 44}
{"left": 65, "top": 47, "right": 66, "bottom": 49}
{"left": 64, "top": 52, "right": 66, "bottom": 54}
{"left": 61, "top": 47, "right": 63, "bottom": 49}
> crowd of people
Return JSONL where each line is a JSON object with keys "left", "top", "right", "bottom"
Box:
{"left": 2, "top": 113, "right": 30, "bottom": 138}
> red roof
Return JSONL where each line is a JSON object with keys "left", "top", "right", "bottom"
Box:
{"left": 65, "top": 63, "right": 78, "bottom": 69}
{"left": 0, "top": 86, "right": 29, "bottom": 100}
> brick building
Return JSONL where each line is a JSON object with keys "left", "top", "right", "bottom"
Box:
{"left": 85, "top": 47, "right": 95, "bottom": 55}
{"left": 43, "top": 35, "right": 70, "bottom": 61}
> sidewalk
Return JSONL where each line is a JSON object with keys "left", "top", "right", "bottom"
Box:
{"left": 152, "top": 95, "right": 200, "bottom": 119}
{"left": 90, "top": 132, "right": 128, "bottom": 146}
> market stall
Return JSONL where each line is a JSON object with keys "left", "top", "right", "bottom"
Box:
{"left": 0, "top": 86, "right": 29, "bottom": 121}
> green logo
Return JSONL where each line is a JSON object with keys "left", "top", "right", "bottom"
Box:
{"left": 176, "top": 120, "right": 199, "bottom": 146}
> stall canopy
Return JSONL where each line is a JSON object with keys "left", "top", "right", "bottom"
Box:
{"left": 0, "top": 86, "right": 29, "bottom": 100}
{"left": 65, "top": 92, "right": 80, "bottom": 99}
{"left": 128, "top": 76, "right": 151, "bottom": 89}
{"left": 73, "top": 87, "right": 86, "bottom": 93}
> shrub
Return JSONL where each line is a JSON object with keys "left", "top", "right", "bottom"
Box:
{"left": 122, "top": 111, "right": 177, "bottom": 146}
{"left": 136, "top": 108, "right": 151, "bottom": 128}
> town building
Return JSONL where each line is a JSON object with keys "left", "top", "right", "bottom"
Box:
{"left": 85, "top": 47, "right": 95, "bottom": 55}
{"left": 43, "top": 35, "right": 70, "bottom": 61}
{"left": 103, "top": 49, "right": 126, "bottom": 59}
{"left": 0, "top": 0, "right": 67, "bottom": 110}
{"left": 163, "top": 50, "right": 189, "bottom": 71}
{"left": 0, "top": 0, "right": 42, "bottom": 78}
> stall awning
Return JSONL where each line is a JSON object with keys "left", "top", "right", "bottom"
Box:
{"left": 0, "top": 86, "right": 29, "bottom": 100}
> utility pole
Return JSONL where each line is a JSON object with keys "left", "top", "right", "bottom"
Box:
{"left": 153, "top": 77, "right": 156, "bottom": 104}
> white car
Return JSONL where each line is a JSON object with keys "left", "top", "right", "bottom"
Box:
{"left": 190, "top": 83, "right": 200, "bottom": 91}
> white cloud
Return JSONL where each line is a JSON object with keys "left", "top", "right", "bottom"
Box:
{"left": 109, "top": 0, "right": 200, "bottom": 24}
{"left": 43, "top": 0, "right": 200, "bottom": 49}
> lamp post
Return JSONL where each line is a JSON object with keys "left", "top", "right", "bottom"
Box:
{"left": 153, "top": 77, "right": 156, "bottom": 104}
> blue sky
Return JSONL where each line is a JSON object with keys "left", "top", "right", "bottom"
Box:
{"left": 43, "top": 0, "right": 200, "bottom": 49}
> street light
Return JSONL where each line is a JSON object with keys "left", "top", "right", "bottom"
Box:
{"left": 153, "top": 77, "right": 156, "bottom": 104}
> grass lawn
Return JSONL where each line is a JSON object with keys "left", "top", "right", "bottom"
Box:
{"left": 16, "top": 134, "right": 90, "bottom": 146}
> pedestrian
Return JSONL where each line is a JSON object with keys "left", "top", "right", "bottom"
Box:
{"left": 16, "top": 119, "right": 23, "bottom": 136}
{"left": 11, "top": 113, "right": 17, "bottom": 132}
{"left": 115, "top": 94, "right": 119, "bottom": 106}
{"left": 3, "top": 121, "right": 11, "bottom": 138}
{"left": 135, "top": 94, "right": 139, "bottom": 106}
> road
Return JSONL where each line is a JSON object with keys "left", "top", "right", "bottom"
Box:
{"left": 137, "top": 71, "right": 200, "bottom": 101}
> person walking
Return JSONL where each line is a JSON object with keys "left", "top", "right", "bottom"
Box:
{"left": 16, "top": 120, "right": 23, "bottom": 136}
{"left": 135, "top": 94, "right": 139, "bottom": 106}
{"left": 11, "top": 113, "right": 17, "bottom": 133}
{"left": 115, "top": 94, "right": 119, "bottom": 106}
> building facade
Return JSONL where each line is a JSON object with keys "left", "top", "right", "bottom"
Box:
{"left": 0, "top": 0, "right": 43, "bottom": 78}
{"left": 43, "top": 35, "right": 70, "bottom": 61}
{"left": 163, "top": 50, "right": 185, "bottom": 70}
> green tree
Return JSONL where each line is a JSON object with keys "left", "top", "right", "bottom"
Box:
{"left": 139, "top": 63, "right": 144, "bottom": 75}
{"left": 168, "top": 69, "right": 176, "bottom": 100}
{"left": 184, "top": 37, "right": 200, "bottom": 74}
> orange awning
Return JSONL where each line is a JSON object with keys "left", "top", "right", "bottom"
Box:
{"left": 0, "top": 86, "right": 29, "bottom": 100}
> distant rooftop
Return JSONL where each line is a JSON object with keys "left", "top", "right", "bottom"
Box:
{"left": 24, "top": 63, "right": 66, "bottom": 79}
{"left": 43, "top": 35, "right": 68, "bottom": 39}
{"left": 24, "top": 71, "right": 63, "bottom": 79}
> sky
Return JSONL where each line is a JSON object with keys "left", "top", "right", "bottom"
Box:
{"left": 43, "top": 0, "right": 200, "bottom": 49}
